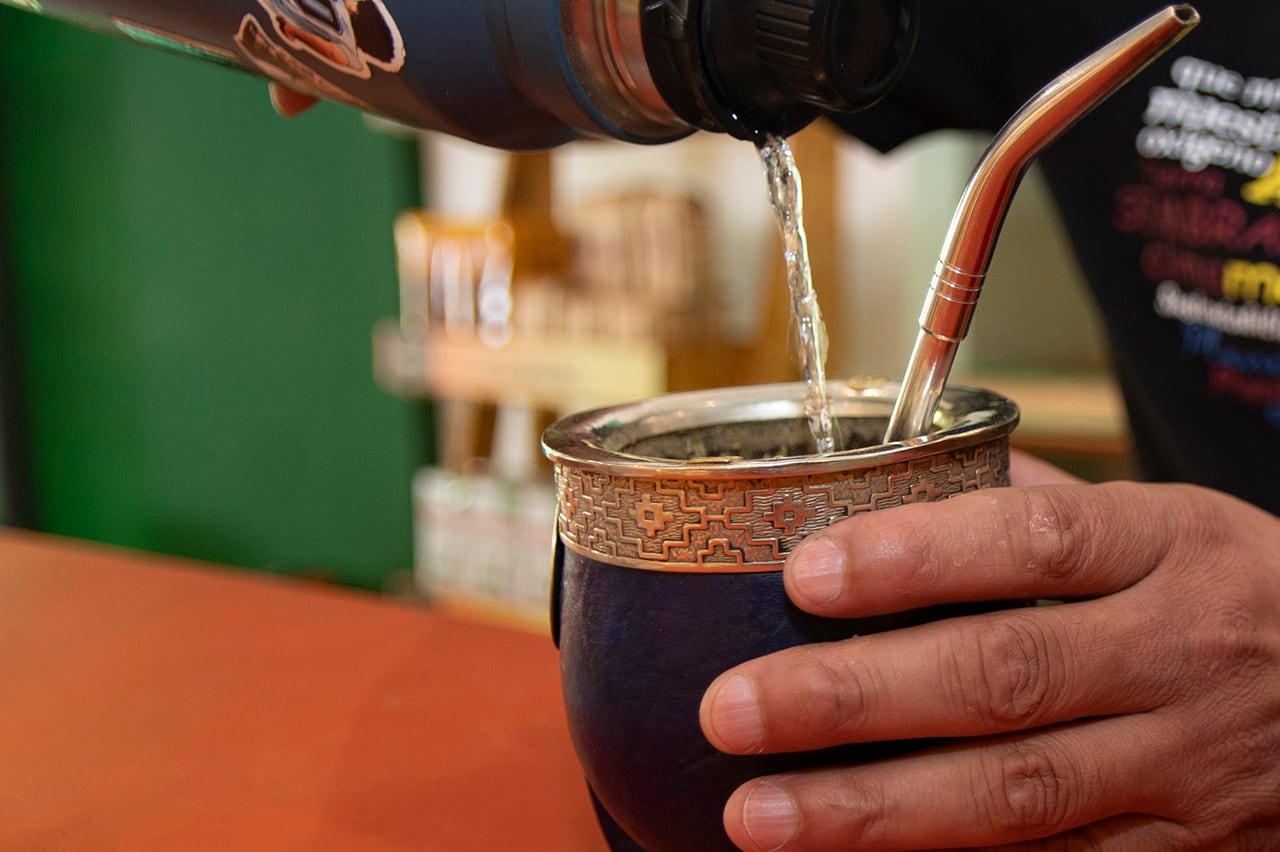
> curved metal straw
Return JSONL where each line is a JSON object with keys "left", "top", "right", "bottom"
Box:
{"left": 883, "top": 5, "right": 1199, "bottom": 443}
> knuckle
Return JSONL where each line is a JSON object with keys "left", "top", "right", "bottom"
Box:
{"left": 895, "top": 513, "right": 944, "bottom": 589}
{"left": 1009, "top": 487, "right": 1091, "bottom": 583}
{"left": 796, "top": 647, "right": 871, "bottom": 738}
{"left": 970, "top": 616, "right": 1059, "bottom": 729}
{"left": 983, "top": 742, "right": 1078, "bottom": 834}
{"left": 1181, "top": 586, "right": 1280, "bottom": 705}
{"left": 1161, "top": 482, "right": 1234, "bottom": 555}
{"left": 1197, "top": 601, "right": 1273, "bottom": 671}
{"left": 1187, "top": 612, "right": 1280, "bottom": 782}
{"left": 819, "top": 776, "right": 892, "bottom": 847}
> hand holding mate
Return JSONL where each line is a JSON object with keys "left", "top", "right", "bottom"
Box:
{"left": 702, "top": 452, "right": 1280, "bottom": 849}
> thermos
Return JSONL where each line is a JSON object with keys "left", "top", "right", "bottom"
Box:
{"left": 18, "top": 0, "right": 917, "bottom": 149}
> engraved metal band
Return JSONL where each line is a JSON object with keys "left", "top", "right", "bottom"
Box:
{"left": 555, "top": 438, "right": 1009, "bottom": 573}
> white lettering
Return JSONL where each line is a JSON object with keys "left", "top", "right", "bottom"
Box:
{"left": 1144, "top": 87, "right": 1280, "bottom": 152}
{"left": 1171, "top": 55, "right": 1245, "bottom": 101}
{"left": 1242, "top": 76, "right": 1280, "bottom": 111}
{"left": 1136, "top": 126, "right": 1275, "bottom": 177}
{"left": 1154, "top": 280, "right": 1280, "bottom": 343}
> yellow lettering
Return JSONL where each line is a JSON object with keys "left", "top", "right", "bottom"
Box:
{"left": 1242, "top": 159, "right": 1280, "bottom": 208}
{"left": 1221, "top": 259, "right": 1280, "bottom": 305}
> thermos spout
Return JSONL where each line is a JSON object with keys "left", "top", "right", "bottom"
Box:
{"left": 883, "top": 5, "right": 1199, "bottom": 443}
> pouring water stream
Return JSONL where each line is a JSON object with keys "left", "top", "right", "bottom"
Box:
{"left": 758, "top": 135, "right": 839, "bottom": 455}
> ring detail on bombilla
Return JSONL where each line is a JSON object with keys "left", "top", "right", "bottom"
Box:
{"left": 883, "top": 4, "right": 1200, "bottom": 443}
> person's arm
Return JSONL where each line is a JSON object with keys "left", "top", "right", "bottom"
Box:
{"left": 701, "top": 455, "right": 1280, "bottom": 849}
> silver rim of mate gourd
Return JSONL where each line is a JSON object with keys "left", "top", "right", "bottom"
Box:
{"left": 542, "top": 379, "right": 1019, "bottom": 573}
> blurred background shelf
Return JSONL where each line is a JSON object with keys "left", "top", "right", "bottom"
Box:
{"left": 960, "top": 369, "right": 1134, "bottom": 480}
{"left": 373, "top": 321, "right": 665, "bottom": 412}
{"left": 964, "top": 371, "right": 1127, "bottom": 446}
{"left": 375, "top": 149, "right": 754, "bottom": 628}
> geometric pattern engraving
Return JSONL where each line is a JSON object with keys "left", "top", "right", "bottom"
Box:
{"left": 554, "top": 437, "right": 1010, "bottom": 573}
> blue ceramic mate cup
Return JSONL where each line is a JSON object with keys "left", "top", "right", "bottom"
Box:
{"left": 542, "top": 378, "right": 1019, "bottom": 851}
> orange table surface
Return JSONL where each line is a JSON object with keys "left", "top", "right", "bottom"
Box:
{"left": 0, "top": 528, "right": 606, "bottom": 851}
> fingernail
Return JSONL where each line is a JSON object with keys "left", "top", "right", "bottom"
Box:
{"left": 742, "top": 782, "right": 800, "bottom": 850}
{"left": 790, "top": 536, "right": 846, "bottom": 606}
{"left": 707, "top": 673, "right": 764, "bottom": 753}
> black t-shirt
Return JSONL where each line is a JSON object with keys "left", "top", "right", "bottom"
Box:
{"left": 835, "top": 1, "right": 1280, "bottom": 513}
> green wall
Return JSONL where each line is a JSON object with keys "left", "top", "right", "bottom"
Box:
{"left": 0, "top": 7, "right": 428, "bottom": 589}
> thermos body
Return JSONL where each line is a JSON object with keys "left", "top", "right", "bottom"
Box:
{"left": 20, "top": 0, "right": 917, "bottom": 149}
{"left": 25, "top": 0, "right": 621, "bottom": 148}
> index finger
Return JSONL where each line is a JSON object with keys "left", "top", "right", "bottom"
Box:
{"left": 269, "top": 83, "right": 320, "bottom": 118}
{"left": 784, "top": 480, "right": 1187, "bottom": 618}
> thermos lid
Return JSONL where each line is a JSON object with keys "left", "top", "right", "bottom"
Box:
{"left": 641, "top": 0, "right": 919, "bottom": 140}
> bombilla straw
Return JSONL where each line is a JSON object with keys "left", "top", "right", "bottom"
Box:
{"left": 883, "top": 4, "right": 1199, "bottom": 443}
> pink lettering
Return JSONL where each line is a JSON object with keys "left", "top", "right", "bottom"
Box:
{"left": 1113, "top": 184, "right": 1152, "bottom": 233}
{"left": 1139, "top": 159, "right": 1226, "bottom": 195}
{"left": 1114, "top": 184, "right": 1247, "bottom": 250}
{"left": 1209, "top": 365, "right": 1280, "bottom": 406}
{"left": 1232, "top": 214, "right": 1280, "bottom": 256}
{"left": 1140, "top": 242, "right": 1224, "bottom": 296}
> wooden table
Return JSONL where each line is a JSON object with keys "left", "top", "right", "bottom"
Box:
{"left": 0, "top": 528, "right": 606, "bottom": 851}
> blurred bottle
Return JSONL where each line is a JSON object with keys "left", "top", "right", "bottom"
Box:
{"left": 20, "top": 0, "right": 916, "bottom": 148}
